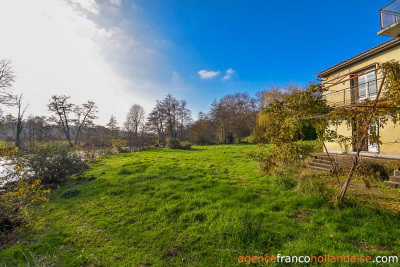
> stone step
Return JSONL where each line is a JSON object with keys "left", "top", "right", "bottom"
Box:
{"left": 313, "top": 159, "right": 332, "bottom": 164}
{"left": 389, "top": 176, "right": 400, "bottom": 183}
{"left": 310, "top": 161, "right": 332, "bottom": 169}
{"left": 310, "top": 165, "right": 332, "bottom": 172}
{"left": 395, "top": 170, "right": 400, "bottom": 177}
{"left": 384, "top": 181, "right": 400, "bottom": 189}
{"left": 316, "top": 155, "right": 330, "bottom": 161}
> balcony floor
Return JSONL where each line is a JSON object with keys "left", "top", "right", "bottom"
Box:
{"left": 378, "top": 21, "right": 400, "bottom": 37}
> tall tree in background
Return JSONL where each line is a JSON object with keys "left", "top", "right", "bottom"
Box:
{"left": 147, "top": 94, "right": 192, "bottom": 142}
{"left": 125, "top": 104, "right": 145, "bottom": 141}
{"left": 191, "top": 112, "right": 215, "bottom": 144}
{"left": 147, "top": 101, "right": 165, "bottom": 142}
{"left": 73, "top": 101, "right": 98, "bottom": 145}
{"left": 158, "top": 94, "right": 179, "bottom": 138}
{"left": 48, "top": 95, "right": 74, "bottom": 147}
{"left": 177, "top": 100, "right": 192, "bottom": 140}
{"left": 14, "top": 94, "right": 28, "bottom": 148}
{"left": 125, "top": 104, "right": 145, "bottom": 149}
{"left": 210, "top": 93, "right": 257, "bottom": 143}
{"left": 48, "top": 95, "right": 98, "bottom": 147}
{"left": 107, "top": 114, "right": 119, "bottom": 140}
{"left": 26, "top": 116, "right": 50, "bottom": 146}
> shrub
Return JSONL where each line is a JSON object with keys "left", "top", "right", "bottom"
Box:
{"left": 165, "top": 138, "right": 192, "bottom": 150}
{"left": 25, "top": 142, "right": 87, "bottom": 184}
{"left": 181, "top": 141, "right": 192, "bottom": 150}
{"left": 0, "top": 180, "right": 50, "bottom": 232}
{"left": 356, "top": 160, "right": 391, "bottom": 181}
{"left": 111, "top": 138, "right": 128, "bottom": 153}
{"left": 166, "top": 138, "right": 182, "bottom": 149}
{"left": 248, "top": 142, "right": 314, "bottom": 174}
{"left": 0, "top": 148, "right": 50, "bottom": 232}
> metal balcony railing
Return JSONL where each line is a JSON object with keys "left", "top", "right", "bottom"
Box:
{"left": 322, "top": 78, "right": 383, "bottom": 108}
{"left": 380, "top": 0, "right": 400, "bottom": 30}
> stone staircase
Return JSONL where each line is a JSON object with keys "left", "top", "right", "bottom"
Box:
{"left": 309, "top": 155, "right": 334, "bottom": 172}
{"left": 384, "top": 170, "right": 400, "bottom": 188}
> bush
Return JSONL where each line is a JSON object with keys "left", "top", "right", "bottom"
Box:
{"left": 0, "top": 148, "right": 50, "bottom": 232}
{"left": 356, "top": 160, "right": 391, "bottom": 181}
{"left": 166, "top": 138, "right": 182, "bottom": 149}
{"left": 248, "top": 142, "right": 314, "bottom": 174}
{"left": 111, "top": 138, "right": 128, "bottom": 153}
{"left": 0, "top": 180, "right": 50, "bottom": 232}
{"left": 165, "top": 138, "right": 192, "bottom": 150}
{"left": 166, "top": 138, "right": 181, "bottom": 149}
{"left": 25, "top": 142, "right": 87, "bottom": 184}
{"left": 181, "top": 141, "right": 192, "bottom": 150}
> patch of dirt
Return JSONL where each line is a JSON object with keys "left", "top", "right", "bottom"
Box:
{"left": 296, "top": 209, "right": 311, "bottom": 218}
{"left": 355, "top": 239, "right": 397, "bottom": 255}
{"left": 164, "top": 245, "right": 181, "bottom": 257}
{"left": 289, "top": 209, "right": 312, "bottom": 221}
{"left": 88, "top": 176, "right": 97, "bottom": 181}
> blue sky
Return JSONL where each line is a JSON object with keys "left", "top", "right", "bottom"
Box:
{"left": 0, "top": 0, "right": 393, "bottom": 124}
{"left": 122, "top": 0, "right": 390, "bottom": 115}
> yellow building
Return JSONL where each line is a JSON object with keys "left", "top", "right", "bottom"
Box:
{"left": 316, "top": 0, "right": 400, "bottom": 159}
{"left": 316, "top": 38, "right": 400, "bottom": 158}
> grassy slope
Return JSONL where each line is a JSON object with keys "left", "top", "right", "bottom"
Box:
{"left": 1, "top": 144, "right": 399, "bottom": 266}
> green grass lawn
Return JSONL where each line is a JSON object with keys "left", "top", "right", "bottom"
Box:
{"left": 1, "top": 144, "right": 399, "bottom": 266}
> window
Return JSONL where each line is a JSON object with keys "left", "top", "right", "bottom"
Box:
{"left": 358, "top": 68, "right": 377, "bottom": 100}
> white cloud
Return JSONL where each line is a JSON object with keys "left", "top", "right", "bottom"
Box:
{"left": 69, "top": 0, "right": 99, "bottom": 14}
{"left": 0, "top": 0, "right": 165, "bottom": 126}
{"left": 198, "top": 70, "right": 220, "bottom": 79}
{"left": 109, "top": 0, "right": 122, "bottom": 6}
{"left": 222, "top": 68, "right": 236, "bottom": 80}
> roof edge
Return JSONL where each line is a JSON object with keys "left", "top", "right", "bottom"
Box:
{"left": 317, "top": 38, "right": 400, "bottom": 78}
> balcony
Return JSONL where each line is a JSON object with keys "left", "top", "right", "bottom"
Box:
{"left": 378, "top": 0, "right": 400, "bottom": 37}
{"left": 322, "top": 78, "right": 383, "bottom": 108}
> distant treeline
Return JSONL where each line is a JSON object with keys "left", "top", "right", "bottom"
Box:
{"left": 0, "top": 59, "right": 317, "bottom": 149}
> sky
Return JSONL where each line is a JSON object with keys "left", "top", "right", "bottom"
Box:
{"left": 0, "top": 0, "right": 393, "bottom": 125}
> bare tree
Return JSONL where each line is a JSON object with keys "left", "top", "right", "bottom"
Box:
{"left": 210, "top": 93, "right": 258, "bottom": 143}
{"left": 125, "top": 104, "right": 145, "bottom": 141}
{"left": 147, "top": 102, "right": 165, "bottom": 143}
{"left": 26, "top": 116, "right": 50, "bottom": 146}
{"left": 48, "top": 95, "right": 74, "bottom": 147}
{"left": 14, "top": 94, "right": 28, "bottom": 148}
{"left": 146, "top": 94, "right": 192, "bottom": 142}
{"left": 48, "top": 95, "right": 98, "bottom": 147}
{"left": 73, "top": 101, "right": 98, "bottom": 145}
{"left": 177, "top": 100, "right": 192, "bottom": 140}
{"left": 0, "top": 59, "right": 15, "bottom": 104}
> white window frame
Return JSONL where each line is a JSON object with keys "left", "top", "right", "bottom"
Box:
{"left": 358, "top": 68, "right": 377, "bottom": 101}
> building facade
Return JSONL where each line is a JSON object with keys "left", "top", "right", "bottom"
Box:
{"left": 316, "top": 38, "right": 400, "bottom": 158}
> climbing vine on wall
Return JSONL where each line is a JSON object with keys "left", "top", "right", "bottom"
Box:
{"left": 252, "top": 61, "right": 400, "bottom": 201}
